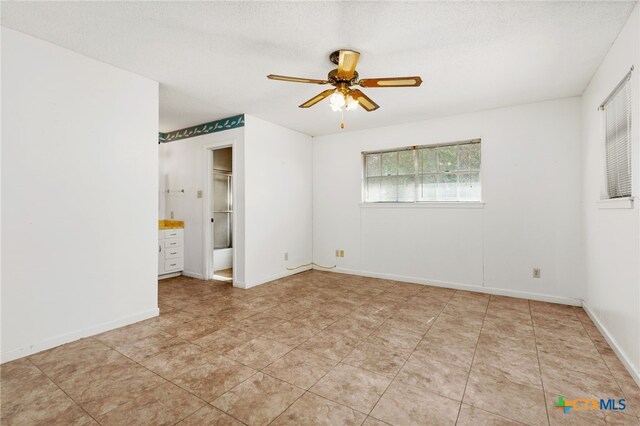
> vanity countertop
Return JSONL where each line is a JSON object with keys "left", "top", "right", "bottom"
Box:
{"left": 159, "top": 220, "right": 184, "bottom": 229}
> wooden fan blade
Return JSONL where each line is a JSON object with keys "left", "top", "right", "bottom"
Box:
{"left": 299, "top": 89, "right": 335, "bottom": 108}
{"left": 337, "top": 50, "right": 360, "bottom": 79}
{"left": 359, "top": 76, "right": 423, "bottom": 88}
{"left": 350, "top": 89, "right": 379, "bottom": 112}
{"left": 267, "top": 74, "right": 329, "bottom": 84}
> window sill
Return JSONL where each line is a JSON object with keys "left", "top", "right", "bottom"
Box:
{"left": 597, "top": 197, "right": 635, "bottom": 209}
{"left": 360, "top": 201, "right": 485, "bottom": 209}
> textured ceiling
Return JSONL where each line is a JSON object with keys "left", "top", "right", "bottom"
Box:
{"left": 2, "top": 1, "right": 636, "bottom": 136}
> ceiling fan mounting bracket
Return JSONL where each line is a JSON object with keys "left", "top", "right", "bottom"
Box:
{"left": 329, "top": 50, "right": 341, "bottom": 65}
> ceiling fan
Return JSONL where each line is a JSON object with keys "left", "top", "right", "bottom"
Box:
{"left": 267, "top": 49, "right": 422, "bottom": 127}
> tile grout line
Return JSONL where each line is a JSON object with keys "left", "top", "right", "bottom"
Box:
{"left": 573, "top": 307, "right": 637, "bottom": 419}
{"left": 154, "top": 277, "right": 462, "bottom": 423}
{"left": 263, "top": 285, "right": 420, "bottom": 423}
{"left": 149, "top": 328, "right": 283, "bottom": 426}
{"left": 170, "top": 367, "right": 253, "bottom": 426}
{"left": 536, "top": 306, "right": 635, "bottom": 420}
{"left": 530, "top": 300, "right": 552, "bottom": 426}
{"left": 88, "top": 336, "right": 216, "bottom": 425}
{"left": 204, "top": 369, "right": 264, "bottom": 426}
{"left": 26, "top": 357, "right": 102, "bottom": 425}
{"left": 362, "top": 287, "right": 456, "bottom": 421}
{"left": 453, "top": 291, "right": 490, "bottom": 425}
{"left": 34, "top": 294, "right": 230, "bottom": 423}
{"left": 157, "top": 281, "right": 309, "bottom": 425}
{"left": 175, "top": 403, "right": 248, "bottom": 426}
{"left": 532, "top": 304, "right": 634, "bottom": 422}
{"left": 201, "top": 272, "right": 380, "bottom": 424}
{"left": 264, "top": 291, "right": 396, "bottom": 425}
{"left": 229, "top": 320, "right": 323, "bottom": 426}
{"left": 339, "top": 295, "right": 436, "bottom": 378}
{"left": 462, "top": 299, "right": 551, "bottom": 424}
{"left": 201, "top": 291, "right": 377, "bottom": 425}
{"left": 234, "top": 296, "right": 356, "bottom": 372}
{"left": 37, "top": 276, "right": 321, "bottom": 425}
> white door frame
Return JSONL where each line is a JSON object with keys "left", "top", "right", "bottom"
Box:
{"left": 202, "top": 140, "right": 237, "bottom": 282}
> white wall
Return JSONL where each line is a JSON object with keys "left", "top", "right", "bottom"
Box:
{"left": 581, "top": 4, "right": 640, "bottom": 379}
{"left": 159, "top": 127, "right": 245, "bottom": 283}
{"left": 242, "top": 115, "right": 313, "bottom": 287}
{"left": 1, "top": 28, "right": 159, "bottom": 362}
{"left": 313, "top": 97, "right": 583, "bottom": 304}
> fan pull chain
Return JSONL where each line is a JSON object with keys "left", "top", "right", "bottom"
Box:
{"left": 341, "top": 110, "right": 345, "bottom": 129}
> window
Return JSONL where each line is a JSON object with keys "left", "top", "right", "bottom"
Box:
{"left": 602, "top": 71, "right": 632, "bottom": 199}
{"left": 363, "top": 139, "right": 481, "bottom": 203}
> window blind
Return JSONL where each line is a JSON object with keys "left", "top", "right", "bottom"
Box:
{"left": 604, "top": 73, "right": 632, "bottom": 199}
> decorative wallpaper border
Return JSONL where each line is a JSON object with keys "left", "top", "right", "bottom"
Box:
{"left": 159, "top": 114, "right": 244, "bottom": 143}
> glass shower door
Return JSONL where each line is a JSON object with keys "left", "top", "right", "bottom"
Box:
{"left": 212, "top": 171, "right": 232, "bottom": 249}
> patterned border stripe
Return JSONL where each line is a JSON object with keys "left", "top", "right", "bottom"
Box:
{"left": 159, "top": 114, "right": 244, "bottom": 143}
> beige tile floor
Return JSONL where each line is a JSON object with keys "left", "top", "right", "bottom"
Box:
{"left": 2, "top": 270, "right": 639, "bottom": 425}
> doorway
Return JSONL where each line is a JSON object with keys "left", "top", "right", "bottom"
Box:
{"left": 211, "top": 146, "right": 233, "bottom": 283}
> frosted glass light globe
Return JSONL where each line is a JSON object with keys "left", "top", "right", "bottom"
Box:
{"left": 329, "top": 92, "right": 346, "bottom": 108}
{"left": 345, "top": 95, "right": 358, "bottom": 110}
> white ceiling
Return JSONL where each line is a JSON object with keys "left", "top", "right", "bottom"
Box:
{"left": 2, "top": 1, "right": 636, "bottom": 136}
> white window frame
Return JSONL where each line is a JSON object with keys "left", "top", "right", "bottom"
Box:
{"left": 361, "top": 138, "right": 482, "bottom": 205}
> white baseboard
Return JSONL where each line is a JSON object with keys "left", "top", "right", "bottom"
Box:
{"left": 241, "top": 266, "right": 313, "bottom": 289}
{"left": 1, "top": 308, "right": 159, "bottom": 364}
{"left": 181, "top": 270, "right": 204, "bottom": 280}
{"left": 583, "top": 302, "right": 640, "bottom": 387}
{"left": 321, "top": 267, "right": 582, "bottom": 306}
{"left": 158, "top": 272, "right": 182, "bottom": 280}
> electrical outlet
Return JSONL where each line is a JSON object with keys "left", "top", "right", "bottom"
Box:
{"left": 197, "top": 190, "right": 203, "bottom": 199}
{"left": 340, "top": 250, "right": 345, "bottom": 258}
{"left": 335, "top": 249, "right": 340, "bottom": 257}
{"left": 170, "top": 211, "right": 174, "bottom": 219}
{"left": 284, "top": 252, "right": 288, "bottom": 261}
{"left": 533, "top": 268, "right": 541, "bottom": 278}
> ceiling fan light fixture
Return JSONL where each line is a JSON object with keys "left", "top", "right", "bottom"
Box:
{"left": 345, "top": 94, "right": 359, "bottom": 110}
{"left": 329, "top": 91, "right": 346, "bottom": 109}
